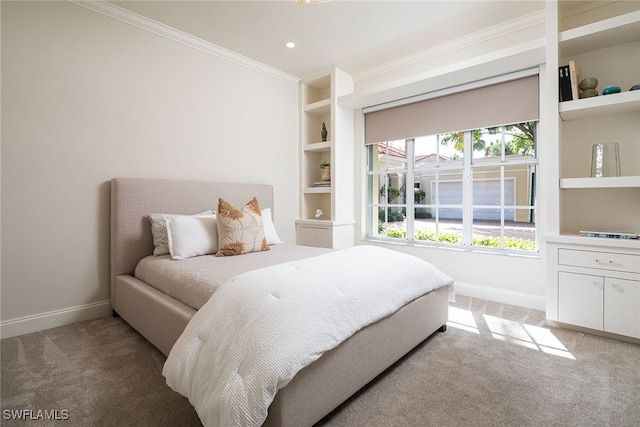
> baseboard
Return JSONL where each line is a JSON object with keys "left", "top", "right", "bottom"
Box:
{"left": 0, "top": 283, "right": 545, "bottom": 339}
{"left": 453, "top": 281, "right": 546, "bottom": 312}
{"left": 0, "top": 300, "right": 112, "bottom": 339}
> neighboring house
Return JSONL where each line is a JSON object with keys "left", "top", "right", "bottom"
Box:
{"left": 377, "top": 145, "right": 535, "bottom": 223}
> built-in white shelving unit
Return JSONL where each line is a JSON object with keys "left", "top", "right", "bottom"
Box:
{"left": 295, "top": 68, "right": 355, "bottom": 249}
{"left": 559, "top": 89, "right": 640, "bottom": 120}
{"left": 546, "top": 2, "right": 640, "bottom": 342}
{"left": 560, "top": 176, "right": 640, "bottom": 189}
{"left": 558, "top": 10, "right": 640, "bottom": 56}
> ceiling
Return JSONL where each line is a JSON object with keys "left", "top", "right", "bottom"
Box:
{"left": 111, "top": 0, "right": 546, "bottom": 80}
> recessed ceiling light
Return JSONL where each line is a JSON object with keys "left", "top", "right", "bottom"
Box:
{"left": 286, "top": 42, "right": 296, "bottom": 49}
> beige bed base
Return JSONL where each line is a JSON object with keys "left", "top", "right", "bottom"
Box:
{"left": 110, "top": 177, "right": 448, "bottom": 426}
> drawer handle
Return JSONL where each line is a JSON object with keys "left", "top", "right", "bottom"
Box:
{"left": 612, "top": 284, "right": 623, "bottom": 292}
{"left": 593, "top": 281, "right": 603, "bottom": 290}
{"left": 595, "top": 259, "right": 616, "bottom": 265}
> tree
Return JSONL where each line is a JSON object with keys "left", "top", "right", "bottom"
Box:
{"left": 440, "top": 129, "right": 487, "bottom": 154}
{"left": 440, "top": 122, "right": 535, "bottom": 157}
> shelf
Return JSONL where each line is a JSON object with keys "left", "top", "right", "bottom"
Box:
{"left": 546, "top": 234, "right": 640, "bottom": 250}
{"left": 305, "top": 74, "right": 331, "bottom": 93}
{"left": 560, "top": 176, "right": 640, "bottom": 189}
{"left": 296, "top": 219, "right": 356, "bottom": 226}
{"left": 303, "top": 141, "right": 331, "bottom": 153}
{"left": 299, "top": 68, "right": 354, "bottom": 248}
{"left": 559, "top": 10, "right": 640, "bottom": 57}
{"left": 559, "top": 90, "right": 640, "bottom": 120}
{"left": 303, "top": 186, "right": 331, "bottom": 194}
{"left": 296, "top": 218, "right": 332, "bottom": 225}
{"left": 303, "top": 98, "right": 331, "bottom": 115}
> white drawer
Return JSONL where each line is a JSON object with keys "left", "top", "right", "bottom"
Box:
{"left": 298, "top": 226, "right": 331, "bottom": 248}
{"left": 558, "top": 249, "right": 640, "bottom": 274}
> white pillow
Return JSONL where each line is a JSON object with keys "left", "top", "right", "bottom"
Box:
{"left": 148, "top": 210, "right": 213, "bottom": 256}
{"left": 262, "top": 208, "right": 284, "bottom": 245}
{"left": 166, "top": 215, "right": 218, "bottom": 260}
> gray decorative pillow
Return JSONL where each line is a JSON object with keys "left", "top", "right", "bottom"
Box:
{"left": 148, "top": 210, "right": 214, "bottom": 256}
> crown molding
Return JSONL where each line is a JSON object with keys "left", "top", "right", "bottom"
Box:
{"left": 352, "top": 9, "right": 545, "bottom": 85}
{"left": 68, "top": 0, "right": 299, "bottom": 85}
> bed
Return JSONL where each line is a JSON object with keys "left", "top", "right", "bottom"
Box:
{"left": 110, "top": 177, "right": 453, "bottom": 427}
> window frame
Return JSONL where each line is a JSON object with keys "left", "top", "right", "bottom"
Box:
{"left": 365, "top": 123, "right": 539, "bottom": 256}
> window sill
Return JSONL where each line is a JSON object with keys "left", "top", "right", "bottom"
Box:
{"left": 363, "top": 237, "right": 541, "bottom": 259}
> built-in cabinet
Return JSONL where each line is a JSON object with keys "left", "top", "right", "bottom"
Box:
{"left": 295, "top": 68, "right": 355, "bottom": 248}
{"left": 550, "top": 242, "right": 640, "bottom": 339}
{"left": 546, "top": 2, "right": 640, "bottom": 340}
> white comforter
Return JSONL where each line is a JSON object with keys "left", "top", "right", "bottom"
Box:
{"left": 163, "top": 245, "right": 454, "bottom": 427}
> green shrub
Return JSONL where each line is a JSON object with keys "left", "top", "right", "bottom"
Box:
{"left": 378, "top": 208, "right": 405, "bottom": 223}
{"left": 385, "top": 228, "right": 406, "bottom": 239}
{"left": 380, "top": 228, "right": 536, "bottom": 251}
{"left": 379, "top": 186, "right": 402, "bottom": 202}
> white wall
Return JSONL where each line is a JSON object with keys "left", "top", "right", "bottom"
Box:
{"left": 349, "top": 9, "right": 548, "bottom": 310}
{"left": 1, "top": 1, "right": 299, "bottom": 335}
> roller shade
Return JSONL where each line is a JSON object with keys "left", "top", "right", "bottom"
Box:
{"left": 364, "top": 73, "right": 539, "bottom": 144}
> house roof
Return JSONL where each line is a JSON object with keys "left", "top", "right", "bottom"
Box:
{"left": 378, "top": 145, "right": 450, "bottom": 163}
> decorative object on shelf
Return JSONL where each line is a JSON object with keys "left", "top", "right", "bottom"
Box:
{"left": 602, "top": 85, "right": 621, "bottom": 95}
{"left": 579, "top": 230, "right": 639, "bottom": 239}
{"left": 321, "top": 122, "right": 327, "bottom": 142}
{"left": 630, "top": 85, "right": 640, "bottom": 91}
{"left": 315, "top": 209, "right": 323, "bottom": 219}
{"left": 320, "top": 162, "right": 330, "bottom": 181}
{"left": 569, "top": 60, "right": 582, "bottom": 100}
{"left": 579, "top": 77, "right": 598, "bottom": 98}
{"left": 579, "top": 77, "right": 598, "bottom": 90}
{"left": 591, "top": 143, "right": 621, "bottom": 178}
{"left": 559, "top": 65, "right": 572, "bottom": 101}
{"left": 580, "top": 89, "right": 598, "bottom": 98}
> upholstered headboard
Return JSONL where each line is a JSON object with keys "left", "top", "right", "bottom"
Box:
{"left": 109, "top": 178, "right": 274, "bottom": 304}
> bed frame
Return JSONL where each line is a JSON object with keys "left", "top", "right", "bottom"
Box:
{"left": 110, "top": 177, "right": 449, "bottom": 426}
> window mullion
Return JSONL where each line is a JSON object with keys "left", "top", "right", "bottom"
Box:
{"left": 406, "top": 139, "right": 415, "bottom": 241}
{"left": 500, "top": 127, "right": 506, "bottom": 248}
{"left": 463, "top": 131, "right": 473, "bottom": 248}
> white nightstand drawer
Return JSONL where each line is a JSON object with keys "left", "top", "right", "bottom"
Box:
{"left": 298, "top": 226, "right": 331, "bottom": 248}
{"left": 558, "top": 249, "right": 640, "bottom": 274}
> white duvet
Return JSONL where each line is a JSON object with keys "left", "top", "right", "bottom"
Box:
{"left": 163, "top": 245, "right": 454, "bottom": 427}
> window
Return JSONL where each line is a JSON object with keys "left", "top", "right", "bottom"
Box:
{"left": 363, "top": 71, "right": 539, "bottom": 254}
{"left": 367, "top": 122, "right": 538, "bottom": 254}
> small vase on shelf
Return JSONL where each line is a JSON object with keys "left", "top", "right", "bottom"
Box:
{"left": 591, "top": 143, "right": 620, "bottom": 178}
{"left": 320, "top": 163, "right": 331, "bottom": 181}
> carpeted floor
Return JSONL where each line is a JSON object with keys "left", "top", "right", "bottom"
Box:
{"left": 2, "top": 295, "right": 639, "bottom": 426}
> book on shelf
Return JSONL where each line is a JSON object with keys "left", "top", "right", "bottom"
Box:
{"left": 568, "top": 60, "right": 582, "bottom": 101}
{"left": 579, "top": 230, "right": 639, "bottom": 239}
{"left": 312, "top": 181, "right": 331, "bottom": 187}
{"left": 559, "top": 64, "right": 572, "bottom": 102}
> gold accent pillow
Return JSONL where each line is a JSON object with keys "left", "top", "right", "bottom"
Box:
{"left": 216, "top": 197, "right": 270, "bottom": 257}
